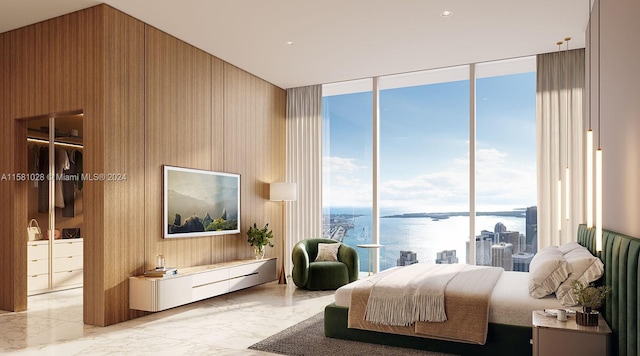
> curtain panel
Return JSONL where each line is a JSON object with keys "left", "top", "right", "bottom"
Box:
{"left": 285, "top": 85, "right": 323, "bottom": 276}
{"left": 536, "top": 49, "right": 585, "bottom": 248}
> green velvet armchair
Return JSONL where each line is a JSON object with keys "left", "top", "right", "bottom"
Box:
{"left": 291, "top": 238, "right": 359, "bottom": 290}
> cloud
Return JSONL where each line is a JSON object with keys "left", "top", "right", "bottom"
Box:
{"left": 323, "top": 156, "right": 372, "bottom": 207}
{"left": 323, "top": 156, "right": 363, "bottom": 173}
{"left": 323, "top": 146, "right": 536, "bottom": 214}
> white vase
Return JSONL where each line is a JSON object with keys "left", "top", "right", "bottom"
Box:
{"left": 254, "top": 245, "right": 266, "bottom": 259}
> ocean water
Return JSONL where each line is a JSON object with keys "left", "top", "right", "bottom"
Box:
{"left": 326, "top": 208, "right": 526, "bottom": 271}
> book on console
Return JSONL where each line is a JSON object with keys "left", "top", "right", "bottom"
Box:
{"left": 144, "top": 267, "right": 178, "bottom": 277}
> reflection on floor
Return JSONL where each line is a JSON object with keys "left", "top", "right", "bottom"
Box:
{"left": 0, "top": 280, "right": 335, "bottom": 355}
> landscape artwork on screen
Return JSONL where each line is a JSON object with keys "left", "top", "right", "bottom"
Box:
{"left": 163, "top": 165, "right": 240, "bottom": 238}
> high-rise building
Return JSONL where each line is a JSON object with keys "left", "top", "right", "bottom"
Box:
{"left": 494, "top": 222, "right": 507, "bottom": 234}
{"left": 477, "top": 229, "right": 498, "bottom": 244}
{"left": 491, "top": 243, "right": 513, "bottom": 271}
{"left": 526, "top": 206, "right": 538, "bottom": 253}
{"left": 397, "top": 250, "right": 419, "bottom": 266}
{"left": 513, "top": 252, "right": 534, "bottom": 272}
{"left": 436, "top": 250, "right": 458, "bottom": 264}
{"left": 466, "top": 234, "right": 493, "bottom": 266}
{"left": 499, "top": 231, "right": 521, "bottom": 253}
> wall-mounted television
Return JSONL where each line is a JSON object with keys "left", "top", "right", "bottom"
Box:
{"left": 163, "top": 165, "right": 240, "bottom": 238}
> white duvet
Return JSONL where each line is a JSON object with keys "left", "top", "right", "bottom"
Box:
{"left": 335, "top": 269, "right": 566, "bottom": 327}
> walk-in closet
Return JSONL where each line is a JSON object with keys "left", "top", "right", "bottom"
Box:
{"left": 25, "top": 111, "right": 84, "bottom": 296}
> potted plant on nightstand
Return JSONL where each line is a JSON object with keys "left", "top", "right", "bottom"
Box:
{"left": 247, "top": 223, "right": 273, "bottom": 259}
{"left": 571, "top": 280, "right": 611, "bottom": 326}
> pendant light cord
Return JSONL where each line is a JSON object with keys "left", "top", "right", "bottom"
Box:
{"left": 598, "top": 0, "right": 601, "bottom": 149}
{"left": 557, "top": 41, "right": 563, "bottom": 173}
{"left": 564, "top": 37, "right": 573, "bottom": 166}
{"left": 588, "top": 0, "right": 592, "bottom": 130}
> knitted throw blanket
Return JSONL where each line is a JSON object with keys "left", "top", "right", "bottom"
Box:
{"left": 364, "top": 263, "right": 465, "bottom": 326}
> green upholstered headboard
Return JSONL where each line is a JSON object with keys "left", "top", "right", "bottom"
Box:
{"left": 577, "top": 224, "right": 640, "bottom": 356}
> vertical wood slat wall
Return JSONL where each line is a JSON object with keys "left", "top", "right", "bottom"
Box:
{"left": 0, "top": 4, "right": 286, "bottom": 326}
{"left": 99, "top": 8, "right": 146, "bottom": 326}
{"left": 0, "top": 26, "right": 15, "bottom": 310}
{"left": 1, "top": 6, "right": 104, "bottom": 313}
{"left": 224, "top": 64, "right": 286, "bottom": 262}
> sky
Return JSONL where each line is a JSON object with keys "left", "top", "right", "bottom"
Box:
{"left": 322, "top": 72, "right": 537, "bottom": 215}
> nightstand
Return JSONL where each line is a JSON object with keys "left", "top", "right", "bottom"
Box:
{"left": 532, "top": 310, "right": 611, "bottom": 356}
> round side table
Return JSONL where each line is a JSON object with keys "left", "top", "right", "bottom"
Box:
{"left": 356, "top": 244, "right": 383, "bottom": 276}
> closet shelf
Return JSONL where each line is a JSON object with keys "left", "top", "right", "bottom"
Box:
{"left": 27, "top": 128, "right": 83, "bottom": 147}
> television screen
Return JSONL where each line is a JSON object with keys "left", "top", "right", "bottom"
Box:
{"left": 163, "top": 165, "right": 240, "bottom": 238}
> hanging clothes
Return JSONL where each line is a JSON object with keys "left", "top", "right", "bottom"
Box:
{"left": 54, "top": 148, "right": 69, "bottom": 209}
{"left": 37, "top": 146, "right": 49, "bottom": 213}
{"left": 74, "top": 150, "right": 83, "bottom": 191}
{"left": 29, "top": 144, "right": 39, "bottom": 188}
{"left": 62, "top": 149, "right": 78, "bottom": 217}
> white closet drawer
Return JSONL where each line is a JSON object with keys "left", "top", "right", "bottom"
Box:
{"left": 53, "top": 270, "right": 83, "bottom": 287}
{"left": 54, "top": 239, "right": 83, "bottom": 257}
{"left": 27, "top": 242, "right": 49, "bottom": 260}
{"left": 28, "top": 259, "right": 49, "bottom": 275}
{"left": 28, "top": 274, "right": 49, "bottom": 291}
{"left": 53, "top": 255, "right": 83, "bottom": 272}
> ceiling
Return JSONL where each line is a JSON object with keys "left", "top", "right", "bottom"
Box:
{"left": 0, "top": 0, "right": 590, "bottom": 89}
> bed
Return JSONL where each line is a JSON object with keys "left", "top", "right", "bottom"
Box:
{"left": 324, "top": 224, "right": 640, "bottom": 356}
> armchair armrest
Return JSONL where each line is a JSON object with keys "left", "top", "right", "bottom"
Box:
{"left": 292, "top": 242, "right": 310, "bottom": 288}
{"left": 338, "top": 244, "right": 359, "bottom": 283}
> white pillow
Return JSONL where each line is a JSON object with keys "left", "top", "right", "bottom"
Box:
{"left": 528, "top": 246, "right": 572, "bottom": 298}
{"left": 555, "top": 246, "right": 605, "bottom": 306}
{"left": 315, "top": 243, "right": 341, "bottom": 262}
{"left": 558, "top": 241, "right": 584, "bottom": 254}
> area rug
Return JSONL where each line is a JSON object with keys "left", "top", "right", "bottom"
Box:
{"left": 248, "top": 312, "right": 456, "bottom": 356}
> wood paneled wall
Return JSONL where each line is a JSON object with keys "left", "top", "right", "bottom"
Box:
{"left": 223, "top": 64, "right": 287, "bottom": 261}
{"left": 144, "top": 26, "right": 215, "bottom": 271}
{"left": 92, "top": 7, "right": 146, "bottom": 326}
{"left": 0, "top": 6, "right": 104, "bottom": 313}
{"left": 0, "top": 28, "right": 14, "bottom": 310}
{"left": 0, "top": 4, "right": 286, "bottom": 326}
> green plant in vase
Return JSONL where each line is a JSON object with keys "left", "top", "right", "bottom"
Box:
{"left": 247, "top": 223, "right": 273, "bottom": 259}
{"left": 571, "top": 279, "right": 611, "bottom": 326}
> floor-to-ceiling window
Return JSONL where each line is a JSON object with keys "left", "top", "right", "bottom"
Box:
{"left": 322, "top": 79, "right": 373, "bottom": 271}
{"left": 322, "top": 57, "right": 537, "bottom": 273}
{"left": 378, "top": 67, "right": 470, "bottom": 269}
{"left": 474, "top": 58, "right": 537, "bottom": 271}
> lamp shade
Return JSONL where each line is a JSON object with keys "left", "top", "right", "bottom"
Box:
{"left": 270, "top": 182, "right": 297, "bottom": 201}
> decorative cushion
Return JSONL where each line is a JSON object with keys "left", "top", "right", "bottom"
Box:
{"left": 555, "top": 245, "right": 605, "bottom": 306}
{"left": 558, "top": 241, "right": 584, "bottom": 254}
{"left": 528, "top": 246, "right": 571, "bottom": 298}
{"left": 315, "top": 243, "right": 341, "bottom": 262}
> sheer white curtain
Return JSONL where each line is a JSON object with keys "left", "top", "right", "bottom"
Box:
{"left": 536, "top": 49, "right": 585, "bottom": 248}
{"left": 285, "top": 84, "right": 323, "bottom": 276}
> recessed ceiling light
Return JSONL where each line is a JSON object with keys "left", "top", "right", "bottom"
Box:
{"left": 440, "top": 10, "right": 453, "bottom": 17}
{"left": 286, "top": 41, "right": 295, "bottom": 46}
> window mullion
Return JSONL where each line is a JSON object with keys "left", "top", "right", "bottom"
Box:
{"left": 469, "top": 64, "right": 477, "bottom": 266}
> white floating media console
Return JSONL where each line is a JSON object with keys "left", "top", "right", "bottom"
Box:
{"left": 129, "top": 257, "right": 277, "bottom": 312}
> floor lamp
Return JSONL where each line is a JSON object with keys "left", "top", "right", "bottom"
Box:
{"left": 270, "top": 182, "right": 297, "bottom": 284}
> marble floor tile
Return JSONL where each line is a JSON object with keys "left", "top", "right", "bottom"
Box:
{"left": 0, "top": 279, "right": 335, "bottom": 355}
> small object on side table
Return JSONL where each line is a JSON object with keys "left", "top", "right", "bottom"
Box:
{"left": 532, "top": 310, "right": 611, "bottom": 356}
{"left": 156, "top": 254, "right": 166, "bottom": 269}
{"left": 576, "top": 309, "right": 599, "bottom": 326}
